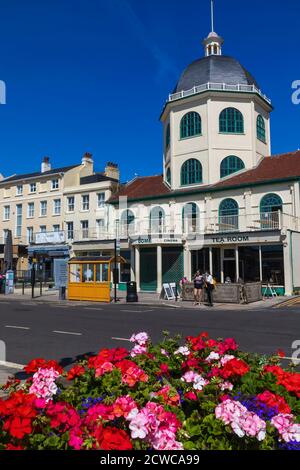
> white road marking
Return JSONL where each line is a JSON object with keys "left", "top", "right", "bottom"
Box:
{"left": 0, "top": 360, "right": 24, "bottom": 369}
{"left": 278, "top": 356, "right": 300, "bottom": 363}
{"left": 53, "top": 330, "right": 82, "bottom": 336}
{"left": 83, "top": 307, "right": 103, "bottom": 311}
{"left": 5, "top": 325, "right": 30, "bottom": 330}
{"left": 120, "top": 309, "right": 154, "bottom": 313}
{"left": 111, "top": 337, "right": 131, "bottom": 342}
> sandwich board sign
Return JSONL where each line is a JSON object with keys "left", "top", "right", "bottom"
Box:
{"left": 162, "top": 283, "right": 175, "bottom": 300}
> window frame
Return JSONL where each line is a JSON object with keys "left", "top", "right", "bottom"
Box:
{"left": 3, "top": 205, "right": 10, "bottom": 221}
{"left": 97, "top": 193, "right": 105, "bottom": 209}
{"left": 40, "top": 201, "right": 47, "bottom": 217}
{"left": 219, "top": 198, "right": 239, "bottom": 232}
{"left": 29, "top": 182, "right": 37, "bottom": 193}
{"left": 219, "top": 108, "right": 244, "bottom": 134}
{"left": 81, "top": 194, "right": 90, "bottom": 211}
{"left": 257, "top": 115, "right": 266, "bottom": 143}
{"left": 67, "top": 196, "right": 75, "bottom": 212}
{"left": 180, "top": 112, "right": 202, "bottom": 139}
{"left": 181, "top": 159, "right": 203, "bottom": 186}
{"left": 53, "top": 199, "right": 61, "bottom": 216}
{"left": 220, "top": 156, "right": 245, "bottom": 178}
{"left": 16, "top": 185, "right": 23, "bottom": 196}
{"left": 27, "top": 202, "right": 35, "bottom": 218}
{"left": 51, "top": 179, "right": 59, "bottom": 190}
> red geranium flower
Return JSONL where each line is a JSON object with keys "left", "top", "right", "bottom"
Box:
{"left": 257, "top": 390, "right": 291, "bottom": 414}
{"left": 67, "top": 365, "right": 85, "bottom": 381}
{"left": 24, "top": 358, "right": 63, "bottom": 375}
{"left": 6, "top": 444, "right": 24, "bottom": 450}
{"left": 221, "top": 358, "right": 250, "bottom": 379}
{"left": 96, "top": 426, "right": 132, "bottom": 450}
{"left": 3, "top": 417, "right": 32, "bottom": 439}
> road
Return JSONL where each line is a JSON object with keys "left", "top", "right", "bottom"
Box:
{"left": 0, "top": 299, "right": 299, "bottom": 367}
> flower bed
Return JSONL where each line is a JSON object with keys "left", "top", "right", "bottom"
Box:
{"left": 1, "top": 331, "right": 300, "bottom": 450}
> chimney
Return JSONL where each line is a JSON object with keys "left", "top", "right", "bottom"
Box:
{"left": 82, "top": 152, "right": 93, "bottom": 165}
{"left": 41, "top": 156, "right": 51, "bottom": 173}
{"left": 105, "top": 162, "right": 119, "bottom": 181}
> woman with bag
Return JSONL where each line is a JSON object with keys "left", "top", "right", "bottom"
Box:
{"left": 193, "top": 271, "right": 204, "bottom": 306}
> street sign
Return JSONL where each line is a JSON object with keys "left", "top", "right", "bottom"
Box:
{"left": 54, "top": 259, "right": 68, "bottom": 288}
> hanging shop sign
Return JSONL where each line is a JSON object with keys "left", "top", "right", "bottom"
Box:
{"left": 133, "top": 237, "right": 182, "bottom": 245}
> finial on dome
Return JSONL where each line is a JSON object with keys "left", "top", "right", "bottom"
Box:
{"left": 203, "top": 1, "right": 224, "bottom": 57}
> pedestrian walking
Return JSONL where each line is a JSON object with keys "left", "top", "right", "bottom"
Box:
{"left": 193, "top": 271, "right": 204, "bottom": 305}
{"left": 205, "top": 272, "right": 214, "bottom": 307}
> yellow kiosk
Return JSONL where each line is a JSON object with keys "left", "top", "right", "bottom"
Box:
{"left": 68, "top": 257, "right": 112, "bottom": 302}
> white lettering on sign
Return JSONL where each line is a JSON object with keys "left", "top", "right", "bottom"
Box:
{"left": 212, "top": 235, "right": 250, "bottom": 244}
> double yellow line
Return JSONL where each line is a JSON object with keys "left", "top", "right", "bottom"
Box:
{"left": 273, "top": 297, "right": 300, "bottom": 309}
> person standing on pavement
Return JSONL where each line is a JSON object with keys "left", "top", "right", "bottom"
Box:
{"left": 205, "top": 272, "right": 214, "bottom": 307}
{"left": 193, "top": 271, "right": 204, "bottom": 306}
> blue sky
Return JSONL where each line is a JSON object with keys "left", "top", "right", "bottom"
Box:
{"left": 0, "top": 0, "right": 299, "bottom": 182}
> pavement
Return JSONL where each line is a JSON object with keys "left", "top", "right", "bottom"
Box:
{"left": 4, "top": 286, "right": 292, "bottom": 310}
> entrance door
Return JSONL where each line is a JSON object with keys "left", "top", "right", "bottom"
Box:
{"left": 223, "top": 260, "right": 236, "bottom": 283}
{"left": 162, "top": 247, "right": 183, "bottom": 285}
{"left": 223, "top": 248, "right": 236, "bottom": 283}
{"left": 140, "top": 248, "right": 157, "bottom": 291}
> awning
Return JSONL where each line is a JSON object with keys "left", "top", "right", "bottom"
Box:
{"left": 28, "top": 245, "right": 70, "bottom": 257}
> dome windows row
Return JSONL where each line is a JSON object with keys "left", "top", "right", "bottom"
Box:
{"left": 165, "top": 155, "right": 246, "bottom": 187}
{"left": 165, "top": 109, "right": 266, "bottom": 149}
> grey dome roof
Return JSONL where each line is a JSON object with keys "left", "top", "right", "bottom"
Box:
{"left": 174, "top": 55, "right": 260, "bottom": 93}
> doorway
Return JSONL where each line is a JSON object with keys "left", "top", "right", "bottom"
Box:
{"left": 223, "top": 248, "right": 236, "bottom": 283}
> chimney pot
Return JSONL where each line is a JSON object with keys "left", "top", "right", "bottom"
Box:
{"left": 41, "top": 156, "right": 51, "bottom": 173}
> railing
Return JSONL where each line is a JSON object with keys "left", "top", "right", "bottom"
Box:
{"left": 114, "top": 212, "right": 283, "bottom": 239}
{"left": 27, "top": 212, "right": 296, "bottom": 246}
{"left": 168, "top": 82, "right": 272, "bottom": 105}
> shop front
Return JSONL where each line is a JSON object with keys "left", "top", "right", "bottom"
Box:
{"left": 133, "top": 238, "right": 184, "bottom": 293}
{"left": 188, "top": 231, "right": 287, "bottom": 296}
{"left": 28, "top": 244, "right": 70, "bottom": 284}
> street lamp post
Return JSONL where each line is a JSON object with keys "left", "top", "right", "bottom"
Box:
{"left": 113, "top": 220, "right": 120, "bottom": 303}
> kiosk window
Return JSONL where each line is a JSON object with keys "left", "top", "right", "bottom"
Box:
{"left": 70, "top": 264, "right": 81, "bottom": 283}
{"left": 96, "top": 263, "right": 109, "bottom": 282}
{"left": 82, "top": 264, "right": 94, "bottom": 283}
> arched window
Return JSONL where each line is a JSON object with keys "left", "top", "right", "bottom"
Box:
{"left": 219, "top": 108, "right": 244, "bottom": 134}
{"left": 166, "top": 168, "right": 171, "bottom": 185}
{"left": 220, "top": 156, "right": 245, "bottom": 178}
{"left": 181, "top": 159, "right": 202, "bottom": 186}
{"left": 180, "top": 112, "right": 201, "bottom": 139}
{"left": 219, "top": 199, "right": 239, "bottom": 232}
{"left": 260, "top": 194, "right": 282, "bottom": 213}
{"left": 150, "top": 207, "right": 165, "bottom": 235}
{"left": 182, "top": 203, "right": 199, "bottom": 234}
{"left": 257, "top": 115, "right": 266, "bottom": 142}
{"left": 120, "top": 210, "right": 135, "bottom": 237}
{"left": 260, "top": 194, "right": 282, "bottom": 230}
{"left": 166, "top": 124, "right": 170, "bottom": 149}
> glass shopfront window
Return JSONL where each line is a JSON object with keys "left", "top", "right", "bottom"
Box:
{"left": 70, "top": 264, "right": 81, "bottom": 283}
{"left": 239, "top": 246, "right": 260, "bottom": 283}
{"left": 96, "top": 263, "right": 109, "bottom": 283}
{"left": 262, "top": 245, "right": 284, "bottom": 285}
{"left": 82, "top": 264, "right": 94, "bottom": 283}
{"left": 192, "top": 248, "right": 209, "bottom": 276}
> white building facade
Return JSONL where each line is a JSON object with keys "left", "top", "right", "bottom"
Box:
{"left": 108, "top": 28, "right": 300, "bottom": 296}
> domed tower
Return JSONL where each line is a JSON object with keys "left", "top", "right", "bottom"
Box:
{"left": 161, "top": 3, "right": 273, "bottom": 190}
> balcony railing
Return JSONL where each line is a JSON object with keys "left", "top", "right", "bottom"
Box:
{"left": 26, "top": 212, "right": 300, "bottom": 246}
{"left": 168, "top": 82, "right": 272, "bottom": 105}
